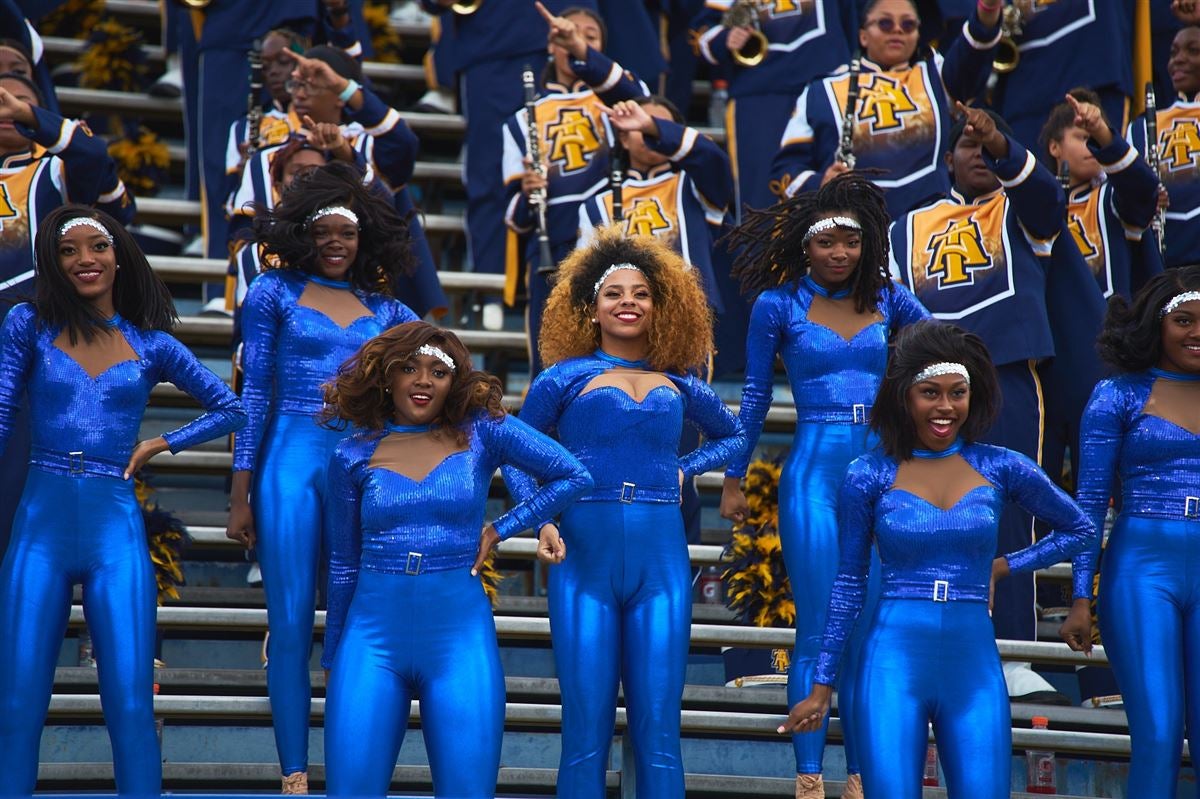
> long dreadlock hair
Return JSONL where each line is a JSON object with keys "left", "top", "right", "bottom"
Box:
{"left": 723, "top": 173, "right": 893, "bottom": 314}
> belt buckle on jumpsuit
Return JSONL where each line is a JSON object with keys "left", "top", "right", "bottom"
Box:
{"left": 852, "top": 404, "right": 867, "bottom": 424}
{"left": 620, "top": 482, "right": 636, "bottom": 503}
{"left": 1186, "top": 496, "right": 1200, "bottom": 519}
{"left": 69, "top": 451, "right": 85, "bottom": 475}
{"left": 932, "top": 580, "right": 949, "bottom": 602}
{"left": 405, "top": 552, "right": 423, "bottom": 575}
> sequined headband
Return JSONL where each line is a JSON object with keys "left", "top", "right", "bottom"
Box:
{"left": 58, "top": 217, "right": 113, "bottom": 243}
{"left": 802, "top": 216, "right": 861, "bottom": 245}
{"left": 306, "top": 205, "right": 359, "bottom": 228}
{"left": 414, "top": 344, "right": 457, "bottom": 372}
{"left": 911, "top": 362, "right": 971, "bottom": 386}
{"left": 1160, "top": 291, "right": 1200, "bottom": 318}
{"left": 591, "top": 263, "right": 646, "bottom": 301}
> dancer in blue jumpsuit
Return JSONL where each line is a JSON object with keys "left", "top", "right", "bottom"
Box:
{"left": 0, "top": 206, "right": 245, "bottom": 798}
{"left": 784, "top": 321, "right": 1093, "bottom": 799}
{"left": 506, "top": 230, "right": 745, "bottom": 798}
{"left": 720, "top": 173, "right": 928, "bottom": 798}
{"left": 1060, "top": 267, "right": 1200, "bottom": 798}
{"left": 320, "top": 322, "right": 591, "bottom": 798}
{"left": 223, "top": 164, "right": 417, "bottom": 792}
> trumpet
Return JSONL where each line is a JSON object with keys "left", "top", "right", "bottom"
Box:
{"left": 723, "top": 0, "right": 769, "bottom": 68}
{"left": 451, "top": 0, "right": 482, "bottom": 14}
{"left": 992, "top": 3, "right": 1025, "bottom": 74}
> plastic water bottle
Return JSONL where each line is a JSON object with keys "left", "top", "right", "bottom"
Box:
{"left": 708, "top": 80, "right": 729, "bottom": 130}
{"left": 1025, "top": 716, "right": 1057, "bottom": 793}
{"left": 698, "top": 566, "right": 724, "bottom": 604}
{"left": 152, "top": 682, "right": 164, "bottom": 749}
{"left": 922, "top": 743, "right": 939, "bottom": 786}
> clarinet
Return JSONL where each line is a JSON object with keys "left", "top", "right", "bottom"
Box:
{"left": 1145, "top": 81, "right": 1166, "bottom": 256}
{"left": 1059, "top": 160, "right": 1070, "bottom": 193}
{"left": 836, "top": 53, "right": 862, "bottom": 169}
{"left": 610, "top": 141, "right": 626, "bottom": 224}
{"left": 522, "top": 67, "right": 555, "bottom": 276}
{"left": 245, "top": 39, "right": 264, "bottom": 161}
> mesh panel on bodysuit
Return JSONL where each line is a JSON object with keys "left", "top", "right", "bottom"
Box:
{"left": 296, "top": 282, "right": 372, "bottom": 328}
{"left": 52, "top": 328, "right": 138, "bottom": 378}
{"left": 805, "top": 295, "right": 883, "bottom": 342}
{"left": 579, "top": 370, "right": 679, "bottom": 402}
{"left": 368, "top": 430, "right": 469, "bottom": 482}
{"left": 892, "top": 455, "right": 993, "bottom": 511}
{"left": 1143, "top": 379, "right": 1200, "bottom": 434}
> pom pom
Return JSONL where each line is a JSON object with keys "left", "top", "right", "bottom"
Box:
{"left": 108, "top": 120, "right": 169, "bottom": 196}
{"left": 36, "top": 0, "right": 104, "bottom": 40}
{"left": 364, "top": 1, "right": 403, "bottom": 64}
{"left": 136, "top": 476, "right": 190, "bottom": 605}
{"left": 721, "top": 458, "right": 796, "bottom": 628}
{"left": 79, "top": 19, "right": 149, "bottom": 93}
{"left": 477, "top": 550, "right": 504, "bottom": 607}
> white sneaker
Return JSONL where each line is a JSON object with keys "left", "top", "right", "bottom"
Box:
{"left": 1004, "top": 661, "right": 1069, "bottom": 704}
{"left": 246, "top": 563, "right": 262, "bottom": 586}
{"left": 181, "top": 235, "right": 205, "bottom": 257}
{"left": 413, "top": 88, "right": 456, "bottom": 115}
{"left": 481, "top": 301, "right": 504, "bottom": 331}
{"left": 389, "top": 1, "right": 431, "bottom": 25}
{"left": 150, "top": 55, "right": 183, "bottom": 98}
{"left": 200, "top": 297, "right": 233, "bottom": 317}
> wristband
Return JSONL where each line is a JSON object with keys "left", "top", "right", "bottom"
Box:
{"left": 337, "top": 79, "right": 360, "bottom": 103}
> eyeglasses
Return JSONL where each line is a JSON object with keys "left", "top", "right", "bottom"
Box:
{"left": 285, "top": 79, "right": 329, "bottom": 95}
{"left": 865, "top": 17, "right": 919, "bottom": 34}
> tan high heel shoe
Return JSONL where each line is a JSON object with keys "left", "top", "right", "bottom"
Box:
{"left": 842, "top": 772, "right": 864, "bottom": 799}
{"left": 281, "top": 771, "right": 308, "bottom": 795}
{"left": 795, "top": 773, "right": 823, "bottom": 799}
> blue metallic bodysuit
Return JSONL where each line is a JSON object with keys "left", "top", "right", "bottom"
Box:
{"left": 729, "top": 279, "right": 929, "bottom": 774}
{"left": 234, "top": 268, "right": 417, "bottom": 776}
{"left": 1074, "top": 372, "right": 1200, "bottom": 797}
{"left": 817, "top": 443, "right": 1091, "bottom": 798}
{"left": 506, "top": 351, "right": 744, "bottom": 798}
{"left": 0, "top": 304, "right": 245, "bottom": 798}
{"left": 322, "top": 413, "right": 590, "bottom": 798}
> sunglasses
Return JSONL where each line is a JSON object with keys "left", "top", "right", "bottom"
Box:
{"left": 865, "top": 17, "right": 919, "bottom": 34}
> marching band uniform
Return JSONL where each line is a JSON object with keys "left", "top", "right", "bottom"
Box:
{"left": 889, "top": 132, "right": 1064, "bottom": 646}
{"left": 323, "top": 413, "right": 590, "bottom": 798}
{"left": 1129, "top": 92, "right": 1200, "bottom": 269}
{"left": 773, "top": 13, "right": 999, "bottom": 218}
{"left": 694, "top": 0, "right": 854, "bottom": 215}
{"left": 501, "top": 47, "right": 647, "bottom": 373}
{"left": 0, "top": 303, "right": 245, "bottom": 798}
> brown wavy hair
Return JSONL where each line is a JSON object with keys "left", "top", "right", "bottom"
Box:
{"left": 539, "top": 227, "right": 713, "bottom": 373}
{"left": 320, "top": 322, "right": 505, "bottom": 443}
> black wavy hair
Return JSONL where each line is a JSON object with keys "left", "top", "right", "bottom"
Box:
{"left": 871, "top": 320, "right": 1000, "bottom": 460}
{"left": 1096, "top": 265, "right": 1200, "bottom": 373}
{"left": 723, "top": 172, "right": 893, "bottom": 313}
{"left": 253, "top": 160, "right": 416, "bottom": 293}
{"left": 1038, "top": 87, "right": 1105, "bottom": 166}
{"left": 34, "top": 205, "right": 177, "bottom": 344}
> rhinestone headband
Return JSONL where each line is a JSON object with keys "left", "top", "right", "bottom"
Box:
{"left": 911, "top": 362, "right": 971, "bottom": 386}
{"left": 306, "top": 205, "right": 359, "bottom": 228}
{"left": 58, "top": 217, "right": 113, "bottom": 243}
{"left": 591, "top": 263, "right": 646, "bottom": 301}
{"left": 802, "top": 216, "right": 861, "bottom": 245}
{"left": 415, "top": 344, "right": 457, "bottom": 372}
{"left": 1160, "top": 291, "right": 1200, "bottom": 318}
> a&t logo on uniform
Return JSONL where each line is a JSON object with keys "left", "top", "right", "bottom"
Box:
{"left": 622, "top": 198, "right": 674, "bottom": 238}
{"left": 1159, "top": 118, "right": 1200, "bottom": 173}
{"left": 858, "top": 74, "right": 919, "bottom": 133}
{"left": 545, "top": 109, "right": 602, "bottom": 173}
{"left": 924, "top": 216, "right": 992, "bottom": 288}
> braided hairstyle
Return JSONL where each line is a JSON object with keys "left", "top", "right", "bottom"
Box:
{"left": 724, "top": 172, "right": 893, "bottom": 314}
{"left": 253, "top": 160, "right": 415, "bottom": 294}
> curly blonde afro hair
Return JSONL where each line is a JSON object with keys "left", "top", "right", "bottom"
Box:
{"left": 539, "top": 227, "right": 713, "bottom": 374}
